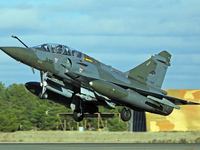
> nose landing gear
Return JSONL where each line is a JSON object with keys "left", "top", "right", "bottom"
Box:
{"left": 39, "top": 71, "right": 48, "bottom": 99}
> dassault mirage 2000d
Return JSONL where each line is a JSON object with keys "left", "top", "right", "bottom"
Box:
{"left": 1, "top": 36, "right": 199, "bottom": 122}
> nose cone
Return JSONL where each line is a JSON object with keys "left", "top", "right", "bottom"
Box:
{"left": 0, "top": 47, "right": 31, "bottom": 63}
{"left": 1, "top": 47, "right": 21, "bottom": 58}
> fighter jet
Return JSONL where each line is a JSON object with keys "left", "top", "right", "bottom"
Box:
{"left": 1, "top": 36, "right": 199, "bottom": 122}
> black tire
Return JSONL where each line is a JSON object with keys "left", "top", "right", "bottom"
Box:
{"left": 39, "top": 93, "right": 43, "bottom": 99}
{"left": 73, "top": 111, "right": 84, "bottom": 122}
{"left": 121, "top": 108, "right": 131, "bottom": 121}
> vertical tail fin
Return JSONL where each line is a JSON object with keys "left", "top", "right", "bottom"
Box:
{"left": 126, "top": 51, "right": 171, "bottom": 89}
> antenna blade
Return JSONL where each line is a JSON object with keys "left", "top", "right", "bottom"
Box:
{"left": 31, "top": 67, "right": 35, "bottom": 74}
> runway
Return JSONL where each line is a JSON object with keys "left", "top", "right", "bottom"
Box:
{"left": 0, "top": 143, "right": 199, "bottom": 150}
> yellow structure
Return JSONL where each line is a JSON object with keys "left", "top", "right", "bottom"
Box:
{"left": 146, "top": 89, "right": 200, "bottom": 131}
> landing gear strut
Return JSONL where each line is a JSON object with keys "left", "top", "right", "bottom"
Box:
{"left": 121, "top": 107, "right": 131, "bottom": 121}
{"left": 71, "top": 94, "right": 84, "bottom": 122}
{"left": 39, "top": 71, "right": 48, "bottom": 99}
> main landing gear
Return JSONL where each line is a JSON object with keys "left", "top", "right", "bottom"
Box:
{"left": 121, "top": 107, "right": 131, "bottom": 121}
{"left": 71, "top": 95, "right": 84, "bottom": 122}
{"left": 73, "top": 109, "right": 84, "bottom": 122}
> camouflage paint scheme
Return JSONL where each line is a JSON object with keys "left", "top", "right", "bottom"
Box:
{"left": 1, "top": 38, "right": 199, "bottom": 122}
{"left": 147, "top": 89, "right": 200, "bottom": 131}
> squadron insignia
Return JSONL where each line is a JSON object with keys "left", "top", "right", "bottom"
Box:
{"left": 79, "top": 67, "right": 83, "bottom": 73}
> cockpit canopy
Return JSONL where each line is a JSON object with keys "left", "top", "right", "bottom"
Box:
{"left": 33, "top": 43, "right": 82, "bottom": 58}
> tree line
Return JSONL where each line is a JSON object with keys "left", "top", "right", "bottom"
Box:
{"left": 0, "top": 82, "right": 127, "bottom": 132}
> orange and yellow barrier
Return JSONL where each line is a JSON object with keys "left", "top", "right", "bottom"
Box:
{"left": 146, "top": 89, "right": 200, "bottom": 131}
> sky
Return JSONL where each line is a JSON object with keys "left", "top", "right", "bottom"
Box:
{"left": 0, "top": 0, "right": 200, "bottom": 89}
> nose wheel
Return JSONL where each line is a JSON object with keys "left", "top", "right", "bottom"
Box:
{"left": 39, "top": 92, "right": 48, "bottom": 99}
{"left": 121, "top": 108, "right": 131, "bottom": 121}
